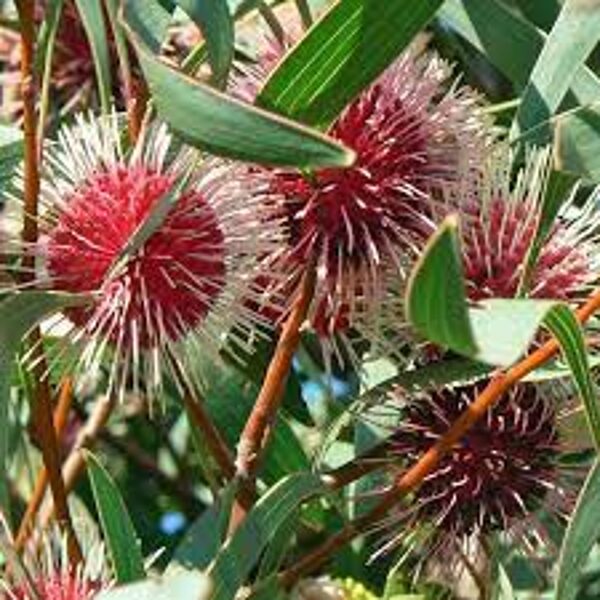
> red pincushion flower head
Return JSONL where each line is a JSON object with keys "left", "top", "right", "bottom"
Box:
{"left": 6, "top": 113, "right": 284, "bottom": 398}
{"left": 443, "top": 146, "right": 600, "bottom": 303}
{"left": 0, "top": 1, "right": 126, "bottom": 119}
{"left": 234, "top": 37, "right": 493, "bottom": 368}
{"left": 371, "top": 381, "right": 578, "bottom": 569}
{"left": 1, "top": 525, "right": 110, "bottom": 600}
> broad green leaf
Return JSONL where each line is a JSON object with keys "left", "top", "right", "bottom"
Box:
{"left": 555, "top": 460, "right": 600, "bottom": 600}
{"left": 544, "top": 305, "right": 600, "bottom": 450}
{"left": 171, "top": 484, "right": 237, "bottom": 570}
{"left": 405, "top": 218, "right": 584, "bottom": 368}
{"left": 438, "top": 0, "right": 600, "bottom": 104}
{"left": 0, "top": 292, "right": 86, "bottom": 514}
{"left": 122, "top": 20, "right": 354, "bottom": 167}
{"left": 511, "top": 0, "right": 600, "bottom": 142}
{"left": 257, "top": 0, "right": 444, "bottom": 128}
{"left": 175, "top": 0, "right": 234, "bottom": 87}
{"left": 405, "top": 217, "right": 477, "bottom": 358}
{"left": 122, "top": 0, "right": 175, "bottom": 52}
{"left": 515, "top": 0, "right": 560, "bottom": 30}
{"left": 86, "top": 452, "right": 145, "bottom": 583}
{"left": 518, "top": 170, "right": 580, "bottom": 296}
{"left": 209, "top": 473, "right": 327, "bottom": 600}
{"left": 96, "top": 569, "right": 212, "bottom": 600}
{"left": 555, "top": 106, "right": 600, "bottom": 182}
{"left": 73, "top": 0, "right": 112, "bottom": 113}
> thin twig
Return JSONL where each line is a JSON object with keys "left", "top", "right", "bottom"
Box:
{"left": 15, "top": 0, "right": 81, "bottom": 565}
{"left": 294, "top": 0, "right": 313, "bottom": 29}
{"left": 278, "top": 288, "right": 600, "bottom": 587}
{"left": 39, "top": 394, "right": 115, "bottom": 528}
{"left": 15, "top": 377, "right": 73, "bottom": 551}
{"left": 257, "top": 1, "right": 286, "bottom": 45}
{"left": 235, "top": 264, "right": 316, "bottom": 483}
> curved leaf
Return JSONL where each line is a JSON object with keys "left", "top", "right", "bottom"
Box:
{"left": 86, "top": 452, "right": 145, "bottom": 583}
{"left": 175, "top": 0, "right": 234, "bottom": 87}
{"left": 122, "top": 18, "right": 354, "bottom": 167}
{"left": 73, "top": 0, "right": 112, "bottom": 113}
{"left": 209, "top": 473, "right": 327, "bottom": 600}
{"left": 555, "top": 460, "right": 600, "bottom": 600}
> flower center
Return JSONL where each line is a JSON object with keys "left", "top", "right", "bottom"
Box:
{"left": 392, "top": 384, "right": 559, "bottom": 536}
{"left": 46, "top": 165, "right": 226, "bottom": 348}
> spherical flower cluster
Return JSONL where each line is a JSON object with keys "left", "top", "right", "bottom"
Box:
{"left": 442, "top": 147, "right": 600, "bottom": 303}
{"left": 234, "top": 33, "right": 492, "bottom": 367}
{"left": 1, "top": 527, "right": 110, "bottom": 600}
{"left": 0, "top": 1, "right": 124, "bottom": 118}
{"left": 4, "top": 113, "right": 284, "bottom": 398}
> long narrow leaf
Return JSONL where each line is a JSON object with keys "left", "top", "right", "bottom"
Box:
{"left": 258, "top": 0, "right": 444, "bottom": 127}
{"left": 86, "top": 453, "right": 145, "bottom": 583}
{"left": 511, "top": 0, "right": 600, "bottom": 142}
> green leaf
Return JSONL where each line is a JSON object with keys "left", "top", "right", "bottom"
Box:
{"left": 122, "top": 18, "right": 354, "bottom": 167}
{"left": 405, "top": 216, "right": 477, "bottom": 358}
{"left": 511, "top": 0, "right": 600, "bottom": 142}
{"left": 439, "top": 0, "right": 600, "bottom": 103}
{"left": 209, "top": 473, "right": 327, "bottom": 600}
{"left": 175, "top": 0, "right": 234, "bottom": 88}
{"left": 86, "top": 452, "right": 145, "bottom": 583}
{"left": 0, "top": 292, "right": 86, "bottom": 515}
{"left": 171, "top": 483, "right": 237, "bottom": 570}
{"left": 515, "top": 0, "right": 560, "bottom": 30}
{"left": 122, "top": 0, "right": 175, "bottom": 52}
{"left": 518, "top": 170, "right": 580, "bottom": 296}
{"left": 555, "top": 106, "right": 600, "bottom": 182}
{"left": 544, "top": 305, "right": 600, "bottom": 450}
{"left": 406, "top": 217, "right": 571, "bottom": 367}
{"left": 96, "top": 569, "right": 212, "bottom": 600}
{"left": 555, "top": 460, "right": 600, "bottom": 600}
{"left": 257, "top": 0, "right": 444, "bottom": 128}
{"left": 73, "top": 0, "right": 112, "bottom": 113}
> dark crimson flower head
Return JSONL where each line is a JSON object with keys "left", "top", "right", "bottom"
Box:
{"left": 372, "top": 380, "right": 578, "bottom": 564}
{"left": 234, "top": 37, "right": 493, "bottom": 368}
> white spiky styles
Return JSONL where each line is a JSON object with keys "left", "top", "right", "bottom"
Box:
{"left": 4, "top": 114, "right": 285, "bottom": 401}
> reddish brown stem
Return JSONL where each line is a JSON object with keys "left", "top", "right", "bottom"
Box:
{"left": 15, "top": 0, "right": 81, "bottom": 565}
{"left": 16, "top": 378, "right": 73, "bottom": 551}
{"left": 40, "top": 394, "right": 115, "bottom": 528}
{"left": 278, "top": 289, "right": 600, "bottom": 587}
{"left": 127, "top": 77, "right": 148, "bottom": 143}
{"left": 235, "top": 265, "right": 316, "bottom": 483}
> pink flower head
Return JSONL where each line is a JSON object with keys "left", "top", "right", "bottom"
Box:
{"left": 446, "top": 147, "right": 600, "bottom": 303}
{"left": 1, "top": 527, "right": 110, "bottom": 600}
{"left": 234, "top": 36, "right": 492, "bottom": 368}
{"left": 6, "top": 114, "right": 284, "bottom": 398}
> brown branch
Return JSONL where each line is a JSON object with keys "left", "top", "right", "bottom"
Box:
{"left": 16, "top": 377, "right": 73, "bottom": 551}
{"left": 14, "top": 0, "right": 81, "bottom": 565}
{"left": 235, "top": 265, "right": 316, "bottom": 483}
{"left": 39, "top": 394, "right": 115, "bottom": 528}
{"left": 127, "top": 77, "right": 148, "bottom": 143}
{"left": 278, "top": 289, "right": 600, "bottom": 587}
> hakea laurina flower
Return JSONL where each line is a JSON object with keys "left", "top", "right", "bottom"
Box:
{"left": 2, "top": 114, "right": 284, "bottom": 398}
{"left": 373, "top": 381, "right": 579, "bottom": 565}
{"left": 233, "top": 34, "right": 493, "bottom": 369}
{"left": 0, "top": 526, "right": 110, "bottom": 600}
{"left": 443, "top": 147, "right": 600, "bottom": 303}
{"left": 0, "top": 1, "right": 125, "bottom": 119}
